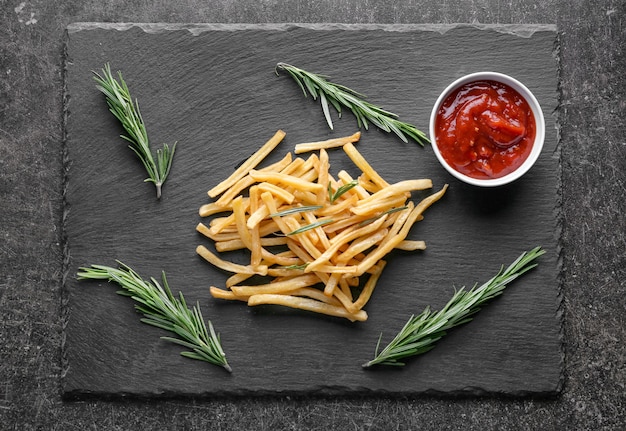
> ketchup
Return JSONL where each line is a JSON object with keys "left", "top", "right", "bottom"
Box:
{"left": 434, "top": 80, "right": 536, "bottom": 179}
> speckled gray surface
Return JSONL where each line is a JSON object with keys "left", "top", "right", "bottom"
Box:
{"left": 1, "top": 1, "right": 625, "bottom": 430}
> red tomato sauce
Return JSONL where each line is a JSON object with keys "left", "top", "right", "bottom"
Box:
{"left": 434, "top": 80, "right": 536, "bottom": 179}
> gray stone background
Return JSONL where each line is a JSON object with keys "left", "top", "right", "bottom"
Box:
{"left": 1, "top": 1, "right": 624, "bottom": 430}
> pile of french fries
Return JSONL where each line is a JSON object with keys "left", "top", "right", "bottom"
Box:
{"left": 196, "top": 130, "right": 447, "bottom": 321}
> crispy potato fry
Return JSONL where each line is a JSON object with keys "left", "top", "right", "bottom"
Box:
{"left": 395, "top": 240, "right": 427, "bottom": 251}
{"left": 225, "top": 272, "right": 254, "bottom": 289}
{"left": 305, "top": 215, "right": 388, "bottom": 273}
{"left": 209, "top": 130, "right": 286, "bottom": 198}
{"left": 231, "top": 274, "right": 321, "bottom": 297}
{"left": 348, "top": 261, "right": 386, "bottom": 313}
{"left": 247, "top": 294, "right": 368, "bottom": 322}
{"left": 199, "top": 202, "right": 233, "bottom": 218}
{"left": 288, "top": 287, "right": 343, "bottom": 305}
{"left": 216, "top": 236, "right": 288, "bottom": 253}
{"left": 355, "top": 179, "right": 432, "bottom": 208}
{"left": 294, "top": 131, "right": 361, "bottom": 154}
{"left": 210, "top": 285, "right": 248, "bottom": 301}
{"left": 249, "top": 170, "right": 325, "bottom": 193}
{"left": 215, "top": 153, "right": 293, "bottom": 207}
{"left": 342, "top": 142, "right": 389, "bottom": 189}
{"left": 196, "top": 245, "right": 268, "bottom": 276}
{"left": 256, "top": 182, "right": 295, "bottom": 204}
{"left": 350, "top": 194, "right": 409, "bottom": 217}
{"left": 197, "top": 131, "right": 447, "bottom": 321}
{"left": 316, "top": 148, "right": 330, "bottom": 205}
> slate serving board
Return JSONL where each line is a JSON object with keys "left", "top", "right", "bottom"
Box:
{"left": 62, "top": 23, "right": 563, "bottom": 398}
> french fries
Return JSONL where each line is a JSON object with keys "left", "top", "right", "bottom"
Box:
{"left": 197, "top": 130, "right": 447, "bottom": 321}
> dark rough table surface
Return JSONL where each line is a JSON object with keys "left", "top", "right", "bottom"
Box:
{"left": 1, "top": 1, "right": 624, "bottom": 430}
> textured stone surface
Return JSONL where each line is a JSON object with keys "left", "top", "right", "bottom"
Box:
{"left": 62, "top": 23, "right": 561, "bottom": 398}
{"left": 1, "top": 1, "right": 624, "bottom": 430}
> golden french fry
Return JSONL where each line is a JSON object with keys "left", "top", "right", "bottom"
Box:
{"left": 196, "top": 245, "right": 268, "bottom": 276}
{"left": 342, "top": 142, "right": 389, "bottom": 189}
{"left": 231, "top": 273, "right": 321, "bottom": 297}
{"left": 247, "top": 294, "right": 368, "bottom": 322}
{"left": 216, "top": 236, "right": 289, "bottom": 253}
{"left": 199, "top": 202, "right": 233, "bottom": 218}
{"left": 214, "top": 153, "right": 293, "bottom": 207}
{"left": 336, "top": 228, "right": 389, "bottom": 265}
{"left": 287, "top": 287, "right": 343, "bottom": 306}
{"left": 316, "top": 148, "right": 330, "bottom": 205}
{"left": 210, "top": 286, "right": 248, "bottom": 301}
{"left": 209, "top": 130, "right": 286, "bottom": 198}
{"left": 305, "top": 215, "right": 388, "bottom": 273}
{"left": 316, "top": 194, "right": 358, "bottom": 217}
{"left": 294, "top": 131, "right": 361, "bottom": 154}
{"left": 350, "top": 194, "right": 409, "bottom": 217}
{"left": 226, "top": 272, "right": 254, "bottom": 288}
{"left": 348, "top": 260, "right": 386, "bottom": 313}
{"left": 256, "top": 182, "right": 295, "bottom": 204}
{"left": 396, "top": 240, "right": 427, "bottom": 251}
{"left": 355, "top": 186, "right": 447, "bottom": 276}
{"left": 249, "top": 170, "right": 325, "bottom": 193}
{"left": 355, "top": 179, "right": 433, "bottom": 208}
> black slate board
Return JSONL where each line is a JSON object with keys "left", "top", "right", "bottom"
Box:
{"left": 62, "top": 23, "right": 563, "bottom": 398}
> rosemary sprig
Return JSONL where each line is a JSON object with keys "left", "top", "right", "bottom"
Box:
{"left": 77, "top": 261, "right": 231, "bottom": 372}
{"left": 287, "top": 219, "right": 334, "bottom": 236}
{"left": 363, "top": 246, "right": 545, "bottom": 368}
{"left": 275, "top": 62, "right": 429, "bottom": 146}
{"left": 93, "top": 63, "right": 176, "bottom": 199}
{"left": 359, "top": 206, "right": 408, "bottom": 227}
{"left": 269, "top": 205, "right": 323, "bottom": 217}
{"left": 282, "top": 263, "right": 309, "bottom": 271}
{"left": 329, "top": 180, "right": 359, "bottom": 203}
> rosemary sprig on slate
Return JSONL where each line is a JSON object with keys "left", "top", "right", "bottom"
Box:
{"left": 363, "top": 246, "right": 545, "bottom": 368}
{"left": 93, "top": 63, "right": 176, "bottom": 199}
{"left": 275, "top": 62, "right": 429, "bottom": 146}
{"left": 77, "top": 261, "right": 231, "bottom": 372}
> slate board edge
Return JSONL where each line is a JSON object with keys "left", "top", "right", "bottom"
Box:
{"left": 61, "top": 384, "right": 560, "bottom": 402}
{"left": 553, "top": 31, "right": 567, "bottom": 395}
{"left": 59, "top": 23, "right": 564, "bottom": 399}
{"left": 65, "top": 21, "right": 557, "bottom": 38}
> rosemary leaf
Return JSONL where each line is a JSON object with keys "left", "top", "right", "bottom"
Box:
{"left": 329, "top": 180, "right": 359, "bottom": 203}
{"left": 77, "top": 261, "right": 231, "bottom": 372}
{"left": 359, "top": 206, "right": 409, "bottom": 226}
{"left": 275, "top": 62, "right": 429, "bottom": 146}
{"left": 269, "top": 205, "right": 323, "bottom": 217}
{"left": 282, "top": 263, "right": 309, "bottom": 270}
{"left": 287, "top": 219, "right": 334, "bottom": 236}
{"left": 363, "top": 246, "right": 545, "bottom": 368}
{"left": 93, "top": 63, "right": 177, "bottom": 199}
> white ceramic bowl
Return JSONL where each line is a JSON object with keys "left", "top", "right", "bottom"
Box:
{"left": 429, "top": 72, "right": 545, "bottom": 187}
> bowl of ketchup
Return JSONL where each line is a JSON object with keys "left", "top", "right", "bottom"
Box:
{"left": 429, "top": 72, "right": 545, "bottom": 187}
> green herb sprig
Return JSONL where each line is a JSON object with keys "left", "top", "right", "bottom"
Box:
{"left": 287, "top": 219, "right": 334, "bottom": 236}
{"left": 93, "top": 63, "right": 176, "bottom": 199}
{"left": 269, "top": 205, "right": 323, "bottom": 217}
{"left": 329, "top": 180, "right": 359, "bottom": 203}
{"left": 77, "top": 261, "right": 231, "bottom": 372}
{"left": 359, "top": 206, "right": 408, "bottom": 227}
{"left": 275, "top": 62, "right": 429, "bottom": 146}
{"left": 363, "top": 246, "right": 545, "bottom": 368}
